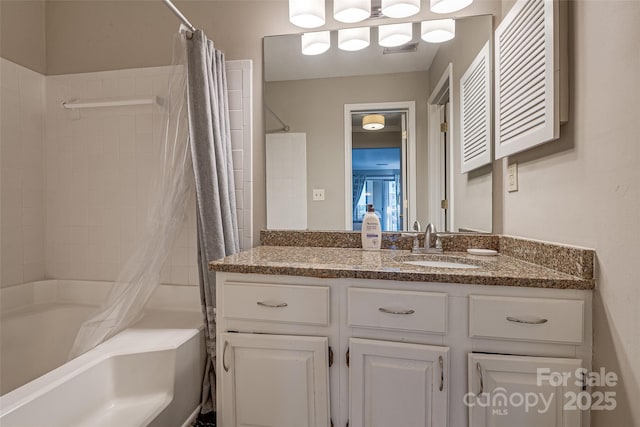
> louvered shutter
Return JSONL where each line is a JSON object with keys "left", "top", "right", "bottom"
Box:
{"left": 495, "top": 0, "right": 559, "bottom": 158}
{"left": 460, "top": 41, "right": 492, "bottom": 173}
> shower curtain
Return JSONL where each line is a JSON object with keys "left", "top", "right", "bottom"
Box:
{"left": 69, "top": 34, "right": 193, "bottom": 359}
{"left": 185, "top": 30, "right": 240, "bottom": 413}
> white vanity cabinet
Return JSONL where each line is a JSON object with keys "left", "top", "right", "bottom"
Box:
{"left": 468, "top": 353, "right": 583, "bottom": 427}
{"left": 349, "top": 338, "right": 449, "bottom": 427}
{"left": 219, "top": 333, "right": 330, "bottom": 427}
{"left": 215, "top": 272, "right": 592, "bottom": 427}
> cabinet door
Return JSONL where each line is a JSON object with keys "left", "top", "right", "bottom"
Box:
{"left": 468, "top": 353, "right": 582, "bottom": 427}
{"left": 349, "top": 338, "right": 449, "bottom": 427}
{"left": 220, "top": 333, "right": 330, "bottom": 427}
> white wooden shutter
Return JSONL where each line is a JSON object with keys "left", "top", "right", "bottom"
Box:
{"left": 494, "top": 0, "right": 559, "bottom": 158}
{"left": 460, "top": 41, "right": 492, "bottom": 173}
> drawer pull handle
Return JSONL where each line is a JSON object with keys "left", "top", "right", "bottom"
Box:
{"left": 439, "top": 355, "right": 444, "bottom": 392}
{"left": 223, "top": 341, "right": 230, "bottom": 372}
{"left": 476, "top": 362, "right": 483, "bottom": 395}
{"left": 257, "top": 301, "right": 288, "bottom": 308}
{"left": 506, "top": 316, "right": 548, "bottom": 325}
{"left": 378, "top": 307, "right": 415, "bottom": 315}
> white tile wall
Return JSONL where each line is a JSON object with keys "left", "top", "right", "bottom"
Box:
{"left": 0, "top": 58, "right": 252, "bottom": 288}
{"left": 0, "top": 58, "right": 46, "bottom": 288}
{"left": 226, "top": 60, "right": 253, "bottom": 251}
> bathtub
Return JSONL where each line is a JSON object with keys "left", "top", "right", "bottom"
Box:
{"left": 0, "top": 279, "right": 205, "bottom": 427}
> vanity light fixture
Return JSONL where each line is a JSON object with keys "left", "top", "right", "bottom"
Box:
{"left": 338, "top": 27, "right": 370, "bottom": 51}
{"left": 289, "top": 0, "right": 325, "bottom": 28}
{"left": 430, "top": 0, "right": 473, "bottom": 14}
{"left": 334, "top": 0, "right": 371, "bottom": 23}
{"left": 378, "top": 22, "right": 413, "bottom": 47}
{"left": 381, "top": 0, "right": 420, "bottom": 18}
{"left": 301, "top": 31, "right": 331, "bottom": 55}
{"left": 421, "top": 19, "right": 455, "bottom": 43}
{"left": 363, "top": 114, "right": 385, "bottom": 130}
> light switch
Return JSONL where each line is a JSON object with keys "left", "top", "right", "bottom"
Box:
{"left": 507, "top": 163, "right": 518, "bottom": 192}
{"left": 312, "top": 189, "right": 325, "bottom": 201}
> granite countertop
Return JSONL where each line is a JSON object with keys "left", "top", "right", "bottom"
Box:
{"left": 209, "top": 246, "right": 594, "bottom": 290}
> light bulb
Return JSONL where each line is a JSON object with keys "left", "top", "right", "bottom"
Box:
{"left": 338, "top": 27, "right": 370, "bottom": 51}
{"left": 334, "top": 0, "right": 371, "bottom": 23}
{"left": 301, "top": 31, "right": 331, "bottom": 55}
{"left": 378, "top": 23, "right": 413, "bottom": 47}
{"left": 289, "top": 0, "right": 325, "bottom": 28}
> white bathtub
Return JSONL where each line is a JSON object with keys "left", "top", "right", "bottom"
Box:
{"left": 0, "top": 280, "right": 205, "bottom": 427}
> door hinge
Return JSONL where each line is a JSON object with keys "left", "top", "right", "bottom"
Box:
{"left": 440, "top": 122, "right": 448, "bottom": 132}
{"left": 330, "top": 418, "right": 334, "bottom": 427}
{"left": 346, "top": 421, "right": 349, "bottom": 427}
{"left": 346, "top": 348, "right": 350, "bottom": 367}
{"left": 441, "top": 199, "right": 449, "bottom": 209}
{"left": 328, "top": 346, "right": 334, "bottom": 367}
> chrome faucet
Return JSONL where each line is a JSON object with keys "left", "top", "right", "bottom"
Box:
{"left": 424, "top": 223, "right": 436, "bottom": 249}
{"left": 412, "top": 222, "right": 443, "bottom": 254}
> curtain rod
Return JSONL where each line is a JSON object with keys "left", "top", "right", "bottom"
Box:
{"left": 162, "top": 0, "right": 196, "bottom": 33}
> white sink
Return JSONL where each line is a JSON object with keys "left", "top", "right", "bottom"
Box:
{"left": 402, "top": 260, "right": 481, "bottom": 269}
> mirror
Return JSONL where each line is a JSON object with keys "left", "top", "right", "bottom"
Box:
{"left": 264, "top": 14, "right": 493, "bottom": 233}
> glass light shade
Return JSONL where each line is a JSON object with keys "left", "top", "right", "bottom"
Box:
{"left": 289, "top": 0, "right": 325, "bottom": 28}
{"left": 381, "top": 0, "right": 420, "bottom": 18}
{"left": 363, "top": 114, "right": 385, "bottom": 130}
{"left": 338, "top": 27, "right": 370, "bottom": 51}
{"left": 334, "top": 0, "right": 371, "bottom": 23}
{"left": 430, "top": 0, "right": 473, "bottom": 14}
{"left": 301, "top": 31, "right": 331, "bottom": 55}
{"left": 421, "top": 19, "right": 455, "bottom": 43}
{"left": 378, "top": 23, "right": 413, "bottom": 47}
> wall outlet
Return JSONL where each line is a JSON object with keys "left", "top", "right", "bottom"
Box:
{"left": 312, "top": 189, "right": 325, "bottom": 201}
{"left": 507, "top": 163, "right": 518, "bottom": 192}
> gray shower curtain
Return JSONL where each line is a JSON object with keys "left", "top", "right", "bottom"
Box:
{"left": 185, "top": 30, "right": 240, "bottom": 414}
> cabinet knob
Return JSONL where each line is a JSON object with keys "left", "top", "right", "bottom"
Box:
{"left": 506, "top": 316, "right": 548, "bottom": 325}
{"left": 378, "top": 307, "right": 415, "bottom": 315}
{"left": 257, "top": 301, "right": 288, "bottom": 308}
{"left": 223, "top": 341, "right": 230, "bottom": 372}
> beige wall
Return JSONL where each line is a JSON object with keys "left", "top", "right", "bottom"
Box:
{"left": 265, "top": 71, "right": 429, "bottom": 230}
{"left": 429, "top": 14, "right": 493, "bottom": 232}
{"left": 499, "top": 1, "right": 640, "bottom": 425}
{"left": 0, "top": 0, "right": 46, "bottom": 74}
{"left": 45, "top": 0, "right": 298, "bottom": 244}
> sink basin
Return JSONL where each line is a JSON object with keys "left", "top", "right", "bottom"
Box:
{"left": 402, "top": 260, "right": 480, "bottom": 269}
{"left": 393, "top": 254, "right": 487, "bottom": 269}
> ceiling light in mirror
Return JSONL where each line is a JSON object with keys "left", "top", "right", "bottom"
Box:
{"left": 430, "top": 0, "right": 473, "bottom": 14}
{"left": 378, "top": 22, "right": 413, "bottom": 47}
{"left": 381, "top": 0, "right": 420, "bottom": 18}
{"left": 421, "top": 19, "right": 455, "bottom": 43}
{"left": 338, "top": 27, "right": 370, "bottom": 51}
{"left": 362, "top": 114, "right": 385, "bottom": 130}
{"left": 289, "top": 0, "right": 325, "bottom": 28}
{"left": 301, "top": 31, "right": 331, "bottom": 55}
{"left": 334, "top": 0, "right": 371, "bottom": 23}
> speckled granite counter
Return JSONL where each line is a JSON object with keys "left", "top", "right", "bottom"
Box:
{"left": 209, "top": 246, "right": 594, "bottom": 290}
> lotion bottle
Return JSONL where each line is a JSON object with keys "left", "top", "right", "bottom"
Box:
{"left": 361, "top": 204, "right": 382, "bottom": 250}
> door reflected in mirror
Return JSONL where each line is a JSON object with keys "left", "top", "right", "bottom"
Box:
{"left": 350, "top": 109, "right": 407, "bottom": 232}
{"left": 264, "top": 14, "right": 493, "bottom": 233}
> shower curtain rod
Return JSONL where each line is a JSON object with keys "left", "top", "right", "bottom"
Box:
{"left": 162, "top": 0, "right": 196, "bottom": 33}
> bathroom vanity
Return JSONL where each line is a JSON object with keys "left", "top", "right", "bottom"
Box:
{"left": 210, "top": 235, "right": 594, "bottom": 427}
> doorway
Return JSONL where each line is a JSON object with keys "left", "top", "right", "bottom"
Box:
{"left": 427, "top": 64, "right": 454, "bottom": 232}
{"left": 344, "top": 102, "right": 416, "bottom": 231}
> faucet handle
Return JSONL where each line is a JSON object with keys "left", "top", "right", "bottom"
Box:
{"left": 435, "top": 234, "right": 443, "bottom": 250}
{"left": 413, "top": 220, "right": 421, "bottom": 233}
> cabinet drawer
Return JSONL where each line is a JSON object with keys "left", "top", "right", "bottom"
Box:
{"left": 224, "top": 282, "right": 329, "bottom": 326}
{"left": 348, "top": 288, "right": 447, "bottom": 334}
{"left": 469, "top": 295, "right": 584, "bottom": 344}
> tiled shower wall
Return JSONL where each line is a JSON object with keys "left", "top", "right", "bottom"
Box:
{"left": 0, "top": 58, "right": 252, "bottom": 288}
{"left": 0, "top": 59, "right": 46, "bottom": 287}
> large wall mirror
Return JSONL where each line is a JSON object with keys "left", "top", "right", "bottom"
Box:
{"left": 264, "top": 14, "right": 493, "bottom": 233}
